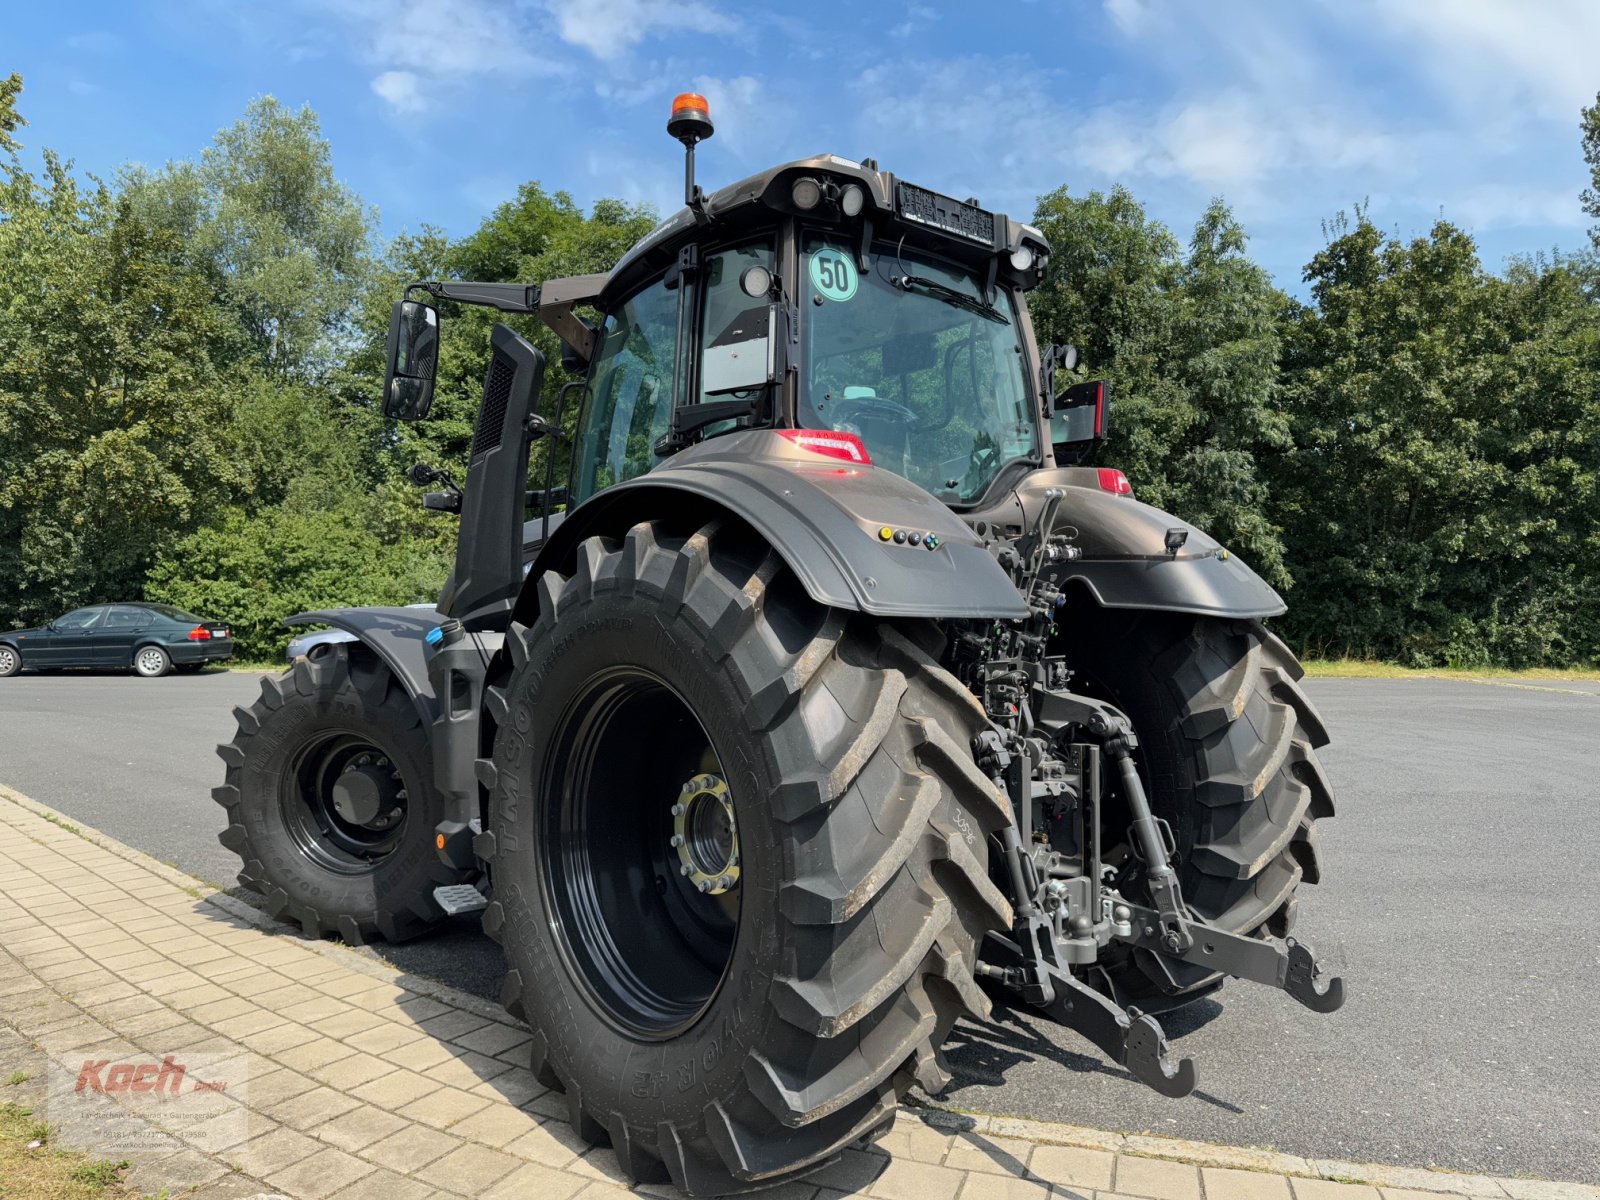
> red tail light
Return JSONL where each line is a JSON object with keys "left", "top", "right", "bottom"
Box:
{"left": 1096, "top": 468, "right": 1132, "bottom": 495}
{"left": 187, "top": 626, "right": 211, "bottom": 641}
{"left": 777, "top": 429, "right": 872, "bottom": 464}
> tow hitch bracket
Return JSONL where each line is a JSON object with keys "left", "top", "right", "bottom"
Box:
{"left": 1121, "top": 910, "right": 1345, "bottom": 1014}
{"left": 982, "top": 928, "right": 1198, "bottom": 1097}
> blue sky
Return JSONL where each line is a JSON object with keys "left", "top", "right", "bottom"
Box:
{"left": 7, "top": 1, "right": 1598, "bottom": 292}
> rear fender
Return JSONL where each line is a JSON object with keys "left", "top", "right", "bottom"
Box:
{"left": 997, "top": 470, "right": 1286, "bottom": 619}
{"left": 514, "top": 430, "right": 1029, "bottom": 628}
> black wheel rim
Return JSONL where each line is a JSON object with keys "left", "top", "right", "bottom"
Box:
{"left": 542, "top": 668, "right": 740, "bottom": 1040}
{"left": 281, "top": 731, "right": 410, "bottom": 873}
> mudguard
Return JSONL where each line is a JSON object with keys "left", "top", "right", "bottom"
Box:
{"left": 287, "top": 607, "right": 442, "bottom": 724}
{"left": 1001, "top": 470, "right": 1287, "bottom": 619}
{"left": 285, "top": 606, "right": 502, "bottom": 840}
{"left": 515, "top": 430, "right": 1030, "bottom": 626}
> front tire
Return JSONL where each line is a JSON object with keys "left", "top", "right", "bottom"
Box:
{"left": 0, "top": 645, "right": 19, "bottom": 677}
{"left": 133, "top": 645, "right": 171, "bottom": 677}
{"left": 481, "top": 519, "right": 1012, "bottom": 1196}
{"left": 214, "top": 648, "right": 466, "bottom": 942}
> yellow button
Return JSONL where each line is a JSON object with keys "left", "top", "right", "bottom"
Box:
{"left": 879, "top": 526, "right": 893, "bottom": 541}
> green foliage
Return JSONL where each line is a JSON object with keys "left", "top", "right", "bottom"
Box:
{"left": 147, "top": 492, "right": 453, "bottom": 661}
{"left": 0, "top": 72, "right": 24, "bottom": 156}
{"left": 1583, "top": 90, "right": 1600, "bottom": 250}
{"left": 0, "top": 153, "right": 243, "bottom": 625}
{"left": 1269, "top": 216, "right": 1599, "bottom": 667}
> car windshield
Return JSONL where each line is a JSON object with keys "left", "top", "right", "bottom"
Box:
{"left": 799, "top": 234, "right": 1038, "bottom": 504}
{"left": 143, "top": 604, "right": 204, "bottom": 622}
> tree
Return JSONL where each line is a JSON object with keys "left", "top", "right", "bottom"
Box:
{"left": 122, "top": 98, "right": 372, "bottom": 381}
{"left": 0, "top": 156, "right": 243, "bottom": 624}
{"left": 1270, "top": 215, "right": 1515, "bottom": 664}
{"left": 0, "top": 73, "right": 24, "bottom": 157}
{"left": 1030, "top": 187, "right": 1290, "bottom": 585}
{"left": 1582, "top": 90, "right": 1600, "bottom": 250}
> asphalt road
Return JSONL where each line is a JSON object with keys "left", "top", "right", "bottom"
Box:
{"left": 1, "top": 669, "right": 1596, "bottom": 1181}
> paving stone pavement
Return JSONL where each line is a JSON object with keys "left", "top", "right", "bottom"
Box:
{"left": 1, "top": 785, "right": 1594, "bottom": 1200}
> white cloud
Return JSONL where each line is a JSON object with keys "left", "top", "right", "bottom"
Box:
{"left": 546, "top": 0, "right": 735, "bottom": 61}
{"left": 304, "top": 0, "right": 562, "bottom": 113}
{"left": 690, "top": 74, "right": 766, "bottom": 156}
{"left": 370, "top": 70, "right": 425, "bottom": 114}
{"left": 1345, "top": 0, "right": 1600, "bottom": 118}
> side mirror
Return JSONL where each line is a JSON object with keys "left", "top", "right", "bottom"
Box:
{"left": 384, "top": 300, "right": 440, "bottom": 420}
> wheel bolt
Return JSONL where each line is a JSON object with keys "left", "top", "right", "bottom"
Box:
{"left": 671, "top": 804, "right": 685, "bottom": 817}
{"left": 681, "top": 781, "right": 696, "bottom": 794}
{"left": 670, "top": 834, "right": 684, "bottom": 847}
{"left": 697, "top": 879, "right": 712, "bottom": 893}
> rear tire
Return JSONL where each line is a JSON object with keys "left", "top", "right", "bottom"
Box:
{"left": 1065, "top": 607, "right": 1335, "bottom": 1000}
{"left": 481, "top": 519, "right": 1012, "bottom": 1196}
{"left": 214, "top": 647, "right": 466, "bottom": 943}
{"left": 133, "top": 645, "right": 171, "bottom": 678}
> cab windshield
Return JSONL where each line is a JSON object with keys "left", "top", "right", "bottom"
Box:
{"left": 799, "top": 234, "right": 1038, "bottom": 503}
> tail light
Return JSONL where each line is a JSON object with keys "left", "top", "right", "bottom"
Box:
{"left": 187, "top": 627, "right": 211, "bottom": 641}
{"left": 776, "top": 429, "right": 872, "bottom": 465}
{"left": 1096, "top": 468, "right": 1132, "bottom": 495}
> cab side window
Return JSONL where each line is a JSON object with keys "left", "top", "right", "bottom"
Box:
{"left": 571, "top": 278, "right": 679, "bottom": 503}
{"left": 55, "top": 609, "right": 102, "bottom": 631}
{"left": 697, "top": 242, "right": 774, "bottom": 404}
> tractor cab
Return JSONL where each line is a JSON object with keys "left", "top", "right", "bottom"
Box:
{"left": 386, "top": 93, "right": 1110, "bottom": 536}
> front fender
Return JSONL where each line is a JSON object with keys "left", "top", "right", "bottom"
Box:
{"left": 516, "top": 431, "right": 1029, "bottom": 625}
{"left": 285, "top": 607, "right": 442, "bottom": 724}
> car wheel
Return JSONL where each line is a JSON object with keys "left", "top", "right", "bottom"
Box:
{"left": 134, "top": 646, "right": 172, "bottom": 678}
{"left": 0, "top": 645, "right": 20, "bottom": 677}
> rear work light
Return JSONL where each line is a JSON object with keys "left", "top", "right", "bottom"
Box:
{"left": 777, "top": 428, "right": 872, "bottom": 464}
{"left": 1096, "top": 467, "right": 1132, "bottom": 495}
{"left": 187, "top": 626, "right": 211, "bottom": 641}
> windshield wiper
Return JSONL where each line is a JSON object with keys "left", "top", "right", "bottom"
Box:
{"left": 891, "top": 273, "right": 1009, "bottom": 324}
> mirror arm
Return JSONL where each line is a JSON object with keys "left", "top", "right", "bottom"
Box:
{"left": 408, "top": 281, "right": 541, "bottom": 314}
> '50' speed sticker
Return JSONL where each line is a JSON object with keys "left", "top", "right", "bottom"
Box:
{"left": 809, "top": 246, "right": 858, "bottom": 302}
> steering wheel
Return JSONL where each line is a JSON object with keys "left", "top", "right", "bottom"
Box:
{"left": 828, "top": 395, "right": 921, "bottom": 433}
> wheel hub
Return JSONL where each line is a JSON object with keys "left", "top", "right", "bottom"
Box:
{"left": 672, "top": 773, "right": 739, "bottom": 895}
{"left": 332, "top": 768, "right": 384, "bottom": 825}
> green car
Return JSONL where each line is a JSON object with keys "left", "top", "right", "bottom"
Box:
{"left": 0, "top": 603, "right": 233, "bottom": 678}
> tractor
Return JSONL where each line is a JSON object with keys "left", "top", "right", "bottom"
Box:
{"left": 215, "top": 92, "right": 1342, "bottom": 1196}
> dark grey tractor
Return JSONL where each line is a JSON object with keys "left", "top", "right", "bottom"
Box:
{"left": 216, "top": 93, "right": 1342, "bottom": 1196}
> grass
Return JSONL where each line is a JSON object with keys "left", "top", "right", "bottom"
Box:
{"left": 1301, "top": 658, "right": 1600, "bottom": 681}
{"left": 0, "top": 1101, "right": 130, "bottom": 1199}
{"left": 6, "top": 1071, "right": 30, "bottom": 1086}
